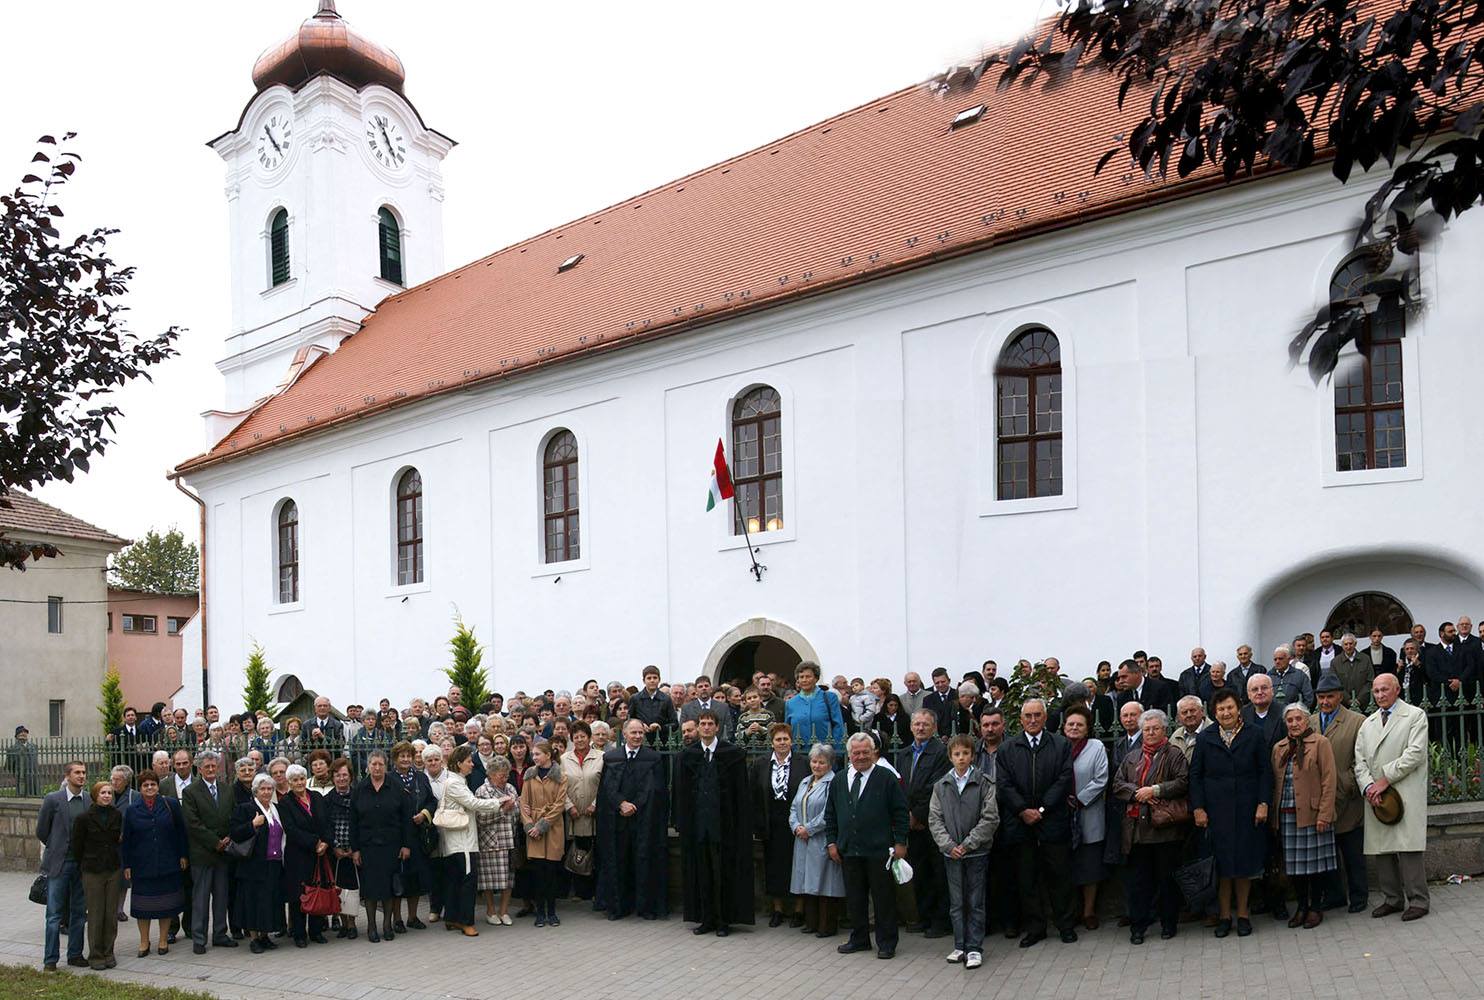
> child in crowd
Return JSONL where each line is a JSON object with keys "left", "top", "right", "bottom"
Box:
{"left": 928, "top": 734, "right": 1000, "bottom": 971}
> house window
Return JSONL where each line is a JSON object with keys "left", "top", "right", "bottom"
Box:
{"left": 122, "top": 614, "right": 157, "bottom": 634}
{"left": 48, "top": 700, "right": 65, "bottom": 738}
{"left": 378, "top": 207, "right": 403, "bottom": 285}
{"left": 730, "top": 386, "right": 783, "bottom": 534}
{"left": 1332, "top": 273, "right": 1406, "bottom": 471}
{"left": 996, "top": 328, "right": 1063, "bottom": 499}
{"left": 269, "top": 208, "right": 290, "bottom": 287}
{"left": 277, "top": 499, "right": 300, "bottom": 604}
{"left": 166, "top": 616, "right": 189, "bottom": 636}
{"left": 395, "top": 467, "right": 424, "bottom": 585}
{"left": 1325, "top": 591, "right": 1413, "bottom": 638}
{"left": 46, "top": 597, "right": 62, "bottom": 634}
{"left": 542, "top": 430, "right": 580, "bottom": 563}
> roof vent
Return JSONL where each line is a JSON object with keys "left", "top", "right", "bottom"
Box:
{"left": 557, "top": 253, "right": 585, "bottom": 273}
{"left": 950, "top": 104, "right": 987, "bottom": 130}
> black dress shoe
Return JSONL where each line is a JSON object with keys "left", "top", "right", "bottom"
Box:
{"left": 336, "top": 926, "right": 349, "bottom": 939}
{"left": 294, "top": 937, "right": 308, "bottom": 948}
{"left": 837, "top": 941, "right": 871, "bottom": 954}
{"left": 768, "top": 912, "right": 784, "bottom": 928}
{"left": 309, "top": 932, "right": 328, "bottom": 944}
{"left": 1348, "top": 901, "right": 1369, "bottom": 914}
{"left": 876, "top": 948, "right": 895, "bottom": 959}
{"left": 923, "top": 926, "right": 951, "bottom": 939}
{"left": 1214, "top": 919, "right": 1232, "bottom": 938}
{"left": 1160, "top": 927, "right": 1176, "bottom": 940}
{"left": 249, "top": 939, "right": 265, "bottom": 954}
{"left": 1236, "top": 918, "right": 1253, "bottom": 937}
{"left": 346, "top": 926, "right": 358, "bottom": 940}
{"left": 1018, "top": 931, "right": 1046, "bottom": 948}
{"left": 406, "top": 917, "right": 426, "bottom": 930}
{"left": 715, "top": 925, "right": 729, "bottom": 937}
{"left": 367, "top": 925, "right": 380, "bottom": 943}
{"left": 1060, "top": 929, "right": 1078, "bottom": 944}
{"left": 260, "top": 936, "right": 277, "bottom": 950}
{"left": 213, "top": 937, "right": 238, "bottom": 948}
{"left": 1130, "top": 930, "right": 1145, "bottom": 945}
{"left": 692, "top": 925, "right": 716, "bottom": 935}
{"left": 393, "top": 919, "right": 407, "bottom": 933}
{"left": 167, "top": 933, "right": 177, "bottom": 944}
{"left": 789, "top": 913, "right": 805, "bottom": 928}
{"left": 193, "top": 944, "right": 207, "bottom": 955}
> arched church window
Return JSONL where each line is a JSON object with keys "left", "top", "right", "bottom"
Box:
{"left": 1331, "top": 253, "right": 1406, "bottom": 471}
{"left": 269, "top": 208, "right": 291, "bottom": 287}
{"left": 395, "top": 468, "right": 423, "bottom": 585}
{"left": 276, "top": 499, "right": 299, "bottom": 604}
{"left": 542, "top": 430, "right": 580, "bottom": 563}
{"left": 378, "top": 207, "right": 403, "bottom": 285}
{"left": 1324, "top": 591, "right": 1413, "bottom": 638}
{"left": 996, "top": 328, "right": 1062, "bottom": 499}
{"left": 730, "top": 386, "right": 783, "bottom": 535}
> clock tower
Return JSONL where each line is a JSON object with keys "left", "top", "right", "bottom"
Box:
{"left": 207, "top": 0, "right": 454, "bottom": 415}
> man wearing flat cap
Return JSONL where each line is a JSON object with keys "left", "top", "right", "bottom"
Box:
{"left": 1311, "top": 674, "right": 1367, "bottom": 913}
{"left": 1353, "top": 673, "right": 1429, "bottom": 920}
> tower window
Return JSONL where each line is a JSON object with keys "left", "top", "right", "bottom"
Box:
{"left": 378, "top": 207, "right": 403, "bottom": 285}
{"left": 269, "top": 208, "right": 291, "bottom": 287}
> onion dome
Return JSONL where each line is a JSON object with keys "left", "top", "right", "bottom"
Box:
{"left": 251, "top": 1, "right": 405, "bottom": 95}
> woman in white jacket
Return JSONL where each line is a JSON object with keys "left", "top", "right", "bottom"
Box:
{"left": 436, "top": 744, "right": 505, "bottom": 936}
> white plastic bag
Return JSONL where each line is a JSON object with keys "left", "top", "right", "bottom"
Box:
{"left": 888, "top": 851, "right": 913, "bottom": 885}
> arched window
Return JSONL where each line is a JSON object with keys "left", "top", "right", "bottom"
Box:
{"left": 1331, "top": 255, "right": 1406, "bottom": 471}
{"left": 395, "top": 468, "right": 424, "bottom": 585}
{"left": 730, "top": 386, "right": 783, "bottom": 534}
{"left": 1325, "top": 591, "right": 1413, "bottom": 638}
{"left": 275, "top": 499, "right": 299, "bottom": 604}
{"left": 996, "top": 328, "right": 1062, "bottom": 499}
{"left": 542, "top": 430, "right": 580, "bottom": 563}
{"left": 378, "top": 207, "right": 403, "bottom": 285}
{"left": 269, "top": 208, "right": 291, "bottom": 287}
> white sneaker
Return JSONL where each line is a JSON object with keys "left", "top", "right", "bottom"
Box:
{"left": 499, "top": 914, "right": 512, "bottom": 926}
{"left": 945, "top": 949, "right": 965, "bottom": 963}
{"left": 965, "top": 952, "right": 982, "bottom": 970}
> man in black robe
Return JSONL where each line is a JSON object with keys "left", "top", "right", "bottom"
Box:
{"left": 595, "top": 719, "right": 668, "bottom": 920}
{"left": 674, "top": 709, "right": 754, "bottom": 936}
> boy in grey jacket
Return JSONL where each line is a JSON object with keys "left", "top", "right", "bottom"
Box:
{"left": 928, "top": 734, "right": 999, "bottom": 970}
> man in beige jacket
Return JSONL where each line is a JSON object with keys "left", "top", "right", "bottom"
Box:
{"left": 1353, "top": 673, "right": 1429, "bottom": 920}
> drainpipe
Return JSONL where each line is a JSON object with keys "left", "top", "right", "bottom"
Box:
{"left": 171, "top": 476, "right": 209, "bottom": 708}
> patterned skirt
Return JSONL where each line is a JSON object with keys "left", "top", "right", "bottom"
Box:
{"left": 476, "top": 848, "right": 512, "bottom": 892}
{"left": 1280, "top": 769, "right": 1338, "bottom": 876}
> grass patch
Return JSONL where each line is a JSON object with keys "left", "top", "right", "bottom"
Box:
{"left": 0, "top": 962, "right": 218, "bottom": 999}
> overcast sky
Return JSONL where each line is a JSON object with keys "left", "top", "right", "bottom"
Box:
{"left": 6, "top": 0, "right": 1049, "bottom": 546}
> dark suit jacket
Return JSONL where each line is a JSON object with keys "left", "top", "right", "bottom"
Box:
{"left": 996, "top": 732, "right": 1075, "bottom": 846}
{"left": 823, "top": 764, "right": 909, "bottom": 857}
{"left": 1177, "top": 666, "right": 1215, "bottom": 703}
{"left": 1366, "top": 643, "right": 1398, "bottom": 676}
{"left": 1118, "top": 680, "right": 1175, "bottom": 714}
{"left": 921, "top": 689, "right": 957, "bottom": 734}
{"left": 1397, "top": 657, "right": 1428, "bottom": 704}
{"left": 895, "top": 738, "right": 951, "bottom": 827}
{"left": 180, "top": 777, "right": 237, "bottom": 868}
{"left": 1241, "top": 705, "right": 1286, "bottom": 750}
{"left": 304, "top": 715, "right": 344, "bottom": 745}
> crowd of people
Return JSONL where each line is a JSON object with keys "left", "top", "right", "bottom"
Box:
{"left": 35, "top": 618, "right": 1471, "bottom": 972}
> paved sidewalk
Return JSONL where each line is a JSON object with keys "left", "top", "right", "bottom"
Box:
{"left": 0, "top": 872, "right": 1477, "bottom": 999}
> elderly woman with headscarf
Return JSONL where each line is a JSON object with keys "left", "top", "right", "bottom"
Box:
{"left": 1270, "top": 702, "right": 1337, "bottom": 930}
{"left": 1113, "top": 708, "right": 1189, "bottom": 944}
{"left": 438, "top": 744, "right": 508, "bottom": 936}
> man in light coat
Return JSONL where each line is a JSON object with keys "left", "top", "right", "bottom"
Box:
{"left": 1353, "top": 672, "right": 1429, "bottom": 920}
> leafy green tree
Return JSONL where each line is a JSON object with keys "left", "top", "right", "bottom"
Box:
{"left": 111, "top": 526, "right": 199, "bottom": 593}
{"left": 98, "top": 665, "right": 125, "bottom": 736}
{"left": 973, "top": 0, "right": 1484, "bottom": 378}
{"left": 444, "top": 611, "right": 491, "bottom": 708}
{"left": 242, "top": 641, "right": 274, "bottom": 715}
{"left": 1, "top": 133, "right": 180, "bottom": 570}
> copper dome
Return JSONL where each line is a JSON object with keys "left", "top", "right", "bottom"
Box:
{"left": 251, "top": 1, "right": 405, "bottom": 96}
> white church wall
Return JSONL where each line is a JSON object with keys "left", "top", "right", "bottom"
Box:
{"left": 186, "top": 166, "right": 1484, "bottom": 708}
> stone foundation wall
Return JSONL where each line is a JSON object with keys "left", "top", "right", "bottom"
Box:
{"left": 0, "top": 800, "right": 42, "bottom": 872}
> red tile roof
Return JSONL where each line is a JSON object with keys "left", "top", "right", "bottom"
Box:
{"left": 174, "top": 40, "right": 1280, "bottom": 475}
{"left": 0, "top": 492, "right": 130, "bottom": 548}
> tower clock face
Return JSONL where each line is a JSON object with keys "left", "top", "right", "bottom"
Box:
{"left": 256, "top": 112, "right": 293, "bottom": 172}
{"left": 365, "top": 114, "right": 408, "bottom": 169}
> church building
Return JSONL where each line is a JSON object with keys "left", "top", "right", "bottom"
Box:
{"left": 173, "top": 1, "right": 1484, "bottom": 709}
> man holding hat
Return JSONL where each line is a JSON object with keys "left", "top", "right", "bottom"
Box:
{"left": 1311, "top": 674, "right": 1368, "bottom": 913}
{"left": 1352, "top": 672, "right": 1429, "bottom": 920}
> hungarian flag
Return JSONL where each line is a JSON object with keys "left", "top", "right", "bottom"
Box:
{"left": 706, "top": 439, "right": 734, "bottom": 512}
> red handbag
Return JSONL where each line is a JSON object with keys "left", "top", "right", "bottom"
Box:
{"left": 300, "top": 855, "right": 341, "bottom": 917}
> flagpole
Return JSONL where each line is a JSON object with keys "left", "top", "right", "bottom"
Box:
{"left": 734, "top": 499, "right": 764, "bottom": 582}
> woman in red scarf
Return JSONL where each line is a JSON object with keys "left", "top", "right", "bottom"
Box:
{"left": 1113, "top": 709, "right": 1190, "bottom": 945}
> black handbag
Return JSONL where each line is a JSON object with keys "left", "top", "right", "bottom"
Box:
{"left": 29, "top": 873, "right": 47, "bottom": 905}
{"left": 1173, "top": 851, "right": 1217, "bottom": 911}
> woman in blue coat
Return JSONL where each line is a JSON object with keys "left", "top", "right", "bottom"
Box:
{"left": 120, "top": 772, "right": 188, "bottom": 957}
{"left": 1189, "top": 689, "right": 1272, "bottom": 939}
{"left": 784, "top": 662, "right": 844, "bottom": 748}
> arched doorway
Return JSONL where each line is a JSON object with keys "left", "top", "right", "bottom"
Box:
{"left": 702, "top": 618, "right": 819, "bottom": 688}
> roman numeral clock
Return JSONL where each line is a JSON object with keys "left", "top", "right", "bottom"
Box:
{"left": 365, "top": 114, "right": 407, "bottom": 170}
